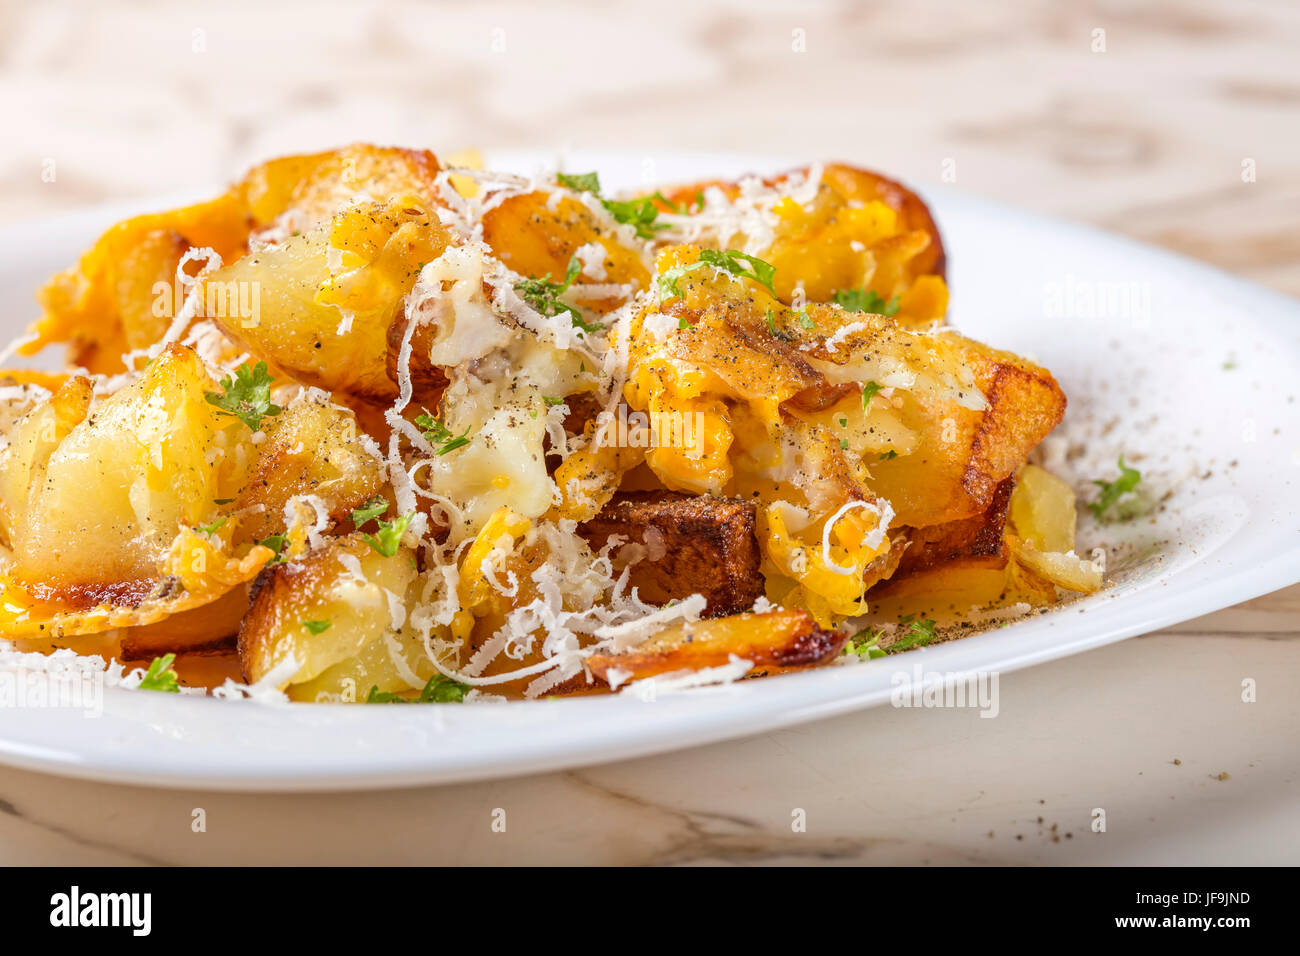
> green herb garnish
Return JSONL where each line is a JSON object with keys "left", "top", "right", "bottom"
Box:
{"left": 834, "top": 288, "right": 900, "bottom": 316}
{"left": 658, "top": 248, "right": 778, "bottom": 300}
{"left": 557, "top": 170, "right": 601, "bottom": 193}
{"left": 1089, "top": 456, "right": 1143, "bottom": 522}
{"left": 301, "top": 619, "right": 332, "bottom": 635}
{"left": 861, "top": 380, "right": 882, "bottom": 409}
{"left": 414, "top": 410, "right": 472, "bottom": 455}
{"left": 845, "top": 628, "right": 887, "bottom": 660}
{"left": 258, "top": 533, "right": 289, "bottom": 563}
{"left": 194, "top": 517, "right": 226, "bottom": 535}
{"left": 366, "top": 673, "right": 469, "bottom": 704}
{"left": 516, "top": 256, "right": 602, "bottom": 333}
{"left": 138, "top": 653, "right": 181, "bottom": 693}
{"left": 204, "top": 361, "right": 281, "bottom": 431}
{"left": 351, "top": 495, "right": 389, "bottom": 527}
{"left": 888, "top": 617, "right": 937, "bottom": 653}
{"left": 362, "top": 512, "right": 414, "bottom": 558}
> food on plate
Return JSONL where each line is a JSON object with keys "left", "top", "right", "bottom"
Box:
{"left": 0, "top": 144, "right": 1102, "bottom": 702}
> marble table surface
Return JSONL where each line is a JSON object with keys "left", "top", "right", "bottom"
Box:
{"left": 0, "top": 0, "right": 1297, "bottom": 864}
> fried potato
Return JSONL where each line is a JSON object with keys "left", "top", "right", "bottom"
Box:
{"left": 653, "top": 162, "right": 946, "bottom": 322}
{"left": 117, "top": 584, "right": 251, "bottom": 660}
{"left": 228, "top": 392, "right": 386, "bottom": 544}
{"left": 578, "top": 492, "right": 763, "bottom": 617}
{"left": 894, "top": 476, "right": 1015, "bottom": 576}
{"left": 23, "top": 144, "right": 446, "bottom": 375}
{"left": 238, "top": 533, "right": 418, "bottom": 690}
{"left": 480, "top": 191, "right": 650, "bottom": 313}
{"left": 0, "top": 345, "right": 234, "bottom": 595}
{"left": 206, "top": 198, "right": 452, "bottom": 401}
{"left": 585, "top": 608, "right": 845, "bottom": 685}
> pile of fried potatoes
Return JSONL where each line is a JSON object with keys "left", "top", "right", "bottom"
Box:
{"left": 0, "top": 144, "right": 1101, "bottom": 702}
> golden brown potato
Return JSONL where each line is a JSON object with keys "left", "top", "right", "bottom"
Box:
{"left": 23, "top": 144, "right": 447, "bottom": 375}
{"left": 228, "top": 392, "right": 386, "bottom": 544}
{"left": 893, "top": 476, "right": 1015, "bottom": 577}
{"left": 206, "top": 199, "right": 452, "bottom": 402}
{"left": 238, "top": 533, "right": 418, "bottom": 689}
{"left": 585, "top": 609, "right": 845, "bottom": 685}
{"left": 653, "top": 162, "right": 946, "bottom": 323}
{"left": 117, "top": 584, "right": 250, "bottom": 660}
{"left": 480, "top": 191, "right": 650, "bottom": 313}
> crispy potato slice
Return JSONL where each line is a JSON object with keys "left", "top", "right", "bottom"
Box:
{"left": 238, "top": 534, "right": 418, "bottom": 690}
{"left": 0, "top": 529, "right": 273, "bottom": 639}
{"left": 481, "top": 191, "right": 650, "bottom": 313}
{"left": 585, "top": 609, "right": 845, "bottom": 685}
{"left": 578, "top": 492, "right": 763, "bottom": 617}
{"left": 207, "top": 198, "right": 452, "bottom": 401}
{"left": 0, "top": 345, "right": 237, "bottom": 595}
{"left": 117, "top": 584, "right": 251, "bottom": 660}
{"left": 24, "top": 195, "right": 252, "bottom": 372}
{"left": 653, "top": 162, "right": 945, "bottom": 322}
{"left": 894, "top": 476, "right": 1015, "bottom": 577}
{"left": 23, "top": 144, "right": 446, "bottom": 374}
{"left": 228, "top": 392, "right": 385, "bottom": 544}
{"left": 634, "top": 244, "right": 1065, "bottom": 528}
{"left": 240, "top": 143, "right": 444, "bottom": 234}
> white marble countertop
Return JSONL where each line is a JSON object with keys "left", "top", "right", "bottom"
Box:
{"left": 0, "top": 0, "right": 1297, "bottom": 864}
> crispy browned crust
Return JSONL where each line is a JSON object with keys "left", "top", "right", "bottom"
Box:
{"left": 584, "top": 608, "right": 846, "bottom": 686}
{"left": 894, "top": 475, "right": 1016, "bottom": 577}
{"left": 578, "top": 492, "right": 763, "bottom": 617}
{"left": 385, "top": 312, "right": 448, "bottom": 407}
{"left": 117, "top": 584, "right": 252, "bottom": 660}
{"left": 962, "top": 363, "right": 1066, "bottom": 512}
{"left": 654, "top": 162, "right": 946, "bottom": 280}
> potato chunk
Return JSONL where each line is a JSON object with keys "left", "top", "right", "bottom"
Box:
{"left": 585, "top": 609, "right": 845, "bottom": 686}
{"left": 238, "top": 534, "right": 418, "bottom": 691}
{"left": 0, "top": 345, "right": 228, "bottom": 597}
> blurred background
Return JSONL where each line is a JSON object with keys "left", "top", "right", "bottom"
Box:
{"left": 2, "top": 0, "right": 1298, "bottom": 293}
{"left": 0, "top": 0, "right": 1296, "bottom": 865}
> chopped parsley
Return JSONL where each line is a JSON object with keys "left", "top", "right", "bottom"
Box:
{"left": 138, "top": 653, "right": 181, "bottom": 693}
{"left": 553, "top": 170, "right": 669, "bottom": 239}
{"left": 602, "top": 196, "right": 669, "bottom": 239}
{"left": 414, "top": 410, "right": 472, "bottom": 455}
{"left": 658, "top": 248, "right": 778, "bottom": 300}
{"left": 351, "top": 495, "right": 389, "bottom": 527}
{"left": 889, "top": 616, "right": 938, "bottom": 653}
{"left": 879, "top": 450, "right": 899, "bottom": 461}
{"left": 556, "top": 170, "right": 602, "bottom": 193}
{"left": 797, "top": 310, "right": 815, "bottom": 330}
{"left": 362, "top": 512, "right": 414, "bottom": 558}
{"left": 516, "top": 256, "right": 602, "bottom": 333}
{"left": 194, "top": 517, "right": 226, "bottom": 535}
{"left": 301, "top": 619, "right": 332, "bottom": 635}
{"left": 861, "top": 380, "right": 883, "bottom": 409}
{"left": 204, "top": 361, "right": 281, "bottom": 431}
{"left": 1089, "top": 456, "right": 1143, "bottom": 523}
{"left": 652, "top": 190, "right": 705, "bottom": 214}
{"left": 258, "top": 533, "right": 289, "bottom": 563}
{"left": 834, "top": 288, "right": 900, "bottom": 316}
{"left": 542, "top": 395, "right": 565, "bottom": 406}
{"left": 845, "top": 628, "right": 887, "bottom": 660}
{"left": 366, "top": 673, "right": 469, "bottom": 704}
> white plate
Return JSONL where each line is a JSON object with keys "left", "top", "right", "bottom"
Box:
{"left": 0, "top": 150, "right": 1297, "bottom": 792}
